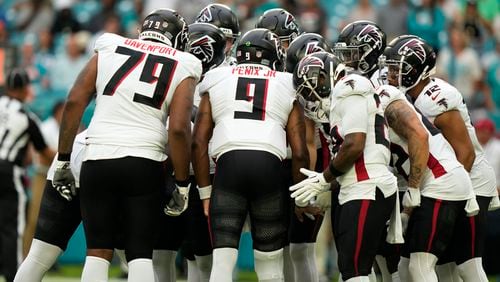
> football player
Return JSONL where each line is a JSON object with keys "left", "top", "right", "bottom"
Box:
{"left": 192, "top": 28, "right": 309, "bottom": 282}
{"left": 52, "top": 9, "right": 201, "bottom": 282}
{"left": 284, "top": 33, "right": 333, "bottom": 282}
{"left": 195, "top": 3, "right": 240, "bottom": 66}
{"left": 255, "top": 8, "right": 301, "bottom": 50}
{"left": 384, "top": 35, "right": 498, "bottom": 282}
{"left": 291, "top": 52, "right": 398, "bottom": 282}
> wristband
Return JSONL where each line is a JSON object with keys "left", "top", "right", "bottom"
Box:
{"left": 175, "top": 179, "right": 190, "bottom": 187}
{"left": 58, "top": 153, "right": 71, "bottom": 162}
{"left": 197, "top": 185, "right": 212, "bottom": 199}
{"left": 328, "top": 162, "right": 345, "bottom": 177}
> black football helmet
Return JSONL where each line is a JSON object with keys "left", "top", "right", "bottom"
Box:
{"left": 195, "top": 4, "right": 240, "bottom": 41}
{"left": 383, "top": 35, "right": 436, "bottom": 91}
{"left": 293, "top": 52, "right": 344, "bottom": 122}
{"left": 334, "top": 21, "right": 386, "bottom": 75}
{"left": 236, "top": 28, "right": 285, "bottom": 71}
{"left": 255, "top": 8, "right": 300, "bottom": 48}
{"left": 285, "top": 33, "right": 332, "bottom": 73}
{"left": 188, "top": 23, "right": 226, "bottom": 74}
{"left": 139, "top": 9, "right": 188, "bottom": 51}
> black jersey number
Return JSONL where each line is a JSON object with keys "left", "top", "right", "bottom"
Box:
{"left": 234, "top": 77, "right": 269, "bottom": 120}
{"left": 375, "top": 114, "right": 390, "bottom": 149}
{"left": 103, "top": 46, "right": 177, "bottom": 109}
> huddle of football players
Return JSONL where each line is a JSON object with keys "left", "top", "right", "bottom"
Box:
{"left": 12, "top": 3, "right": 499, "bottom": 282}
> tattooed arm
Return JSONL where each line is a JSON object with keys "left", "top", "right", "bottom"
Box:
{"left": 385, "top": 100, "right": 429, "bottom": 188}
{"left": 58, "top": 55, "right": 97, "bottom": 156}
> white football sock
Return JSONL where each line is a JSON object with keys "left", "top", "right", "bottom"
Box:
{"left": 457, "top": 258, "right": 487, "bottom": 282}
{"left": 345, "top": 276, "right": 370, "bottom": 282}
{"left": 375, "top": 255, "right": 392, "bottom": 282}
{"left": 398, "top": 257, "right": 410, "bottom": 282}
{"left": 408, "top": 252, "right": 438, "bottom": 282}
{"left": 81, "top": 256, "right": 110, "bottom": 282}
{"left": 436, "top": 262, "right": 462, "bottom": 282}
{"left": 114, "top": 249, "right": 128, "bottom": 274}
{"left": 283, "top": 246, "right": 294, "bottom": 282}
{"left": 14, "top": 239, "right": 62, "bottom": 282}
{"left": 368, "top": 267, "right": 376, "bottom": 282}
{"left": 152, "top": 250, "right": 176, "bottom": 282}
{"left": 210, "top": 248, "right": 238, "bottom": 282}
{"left": 128, "top": 258, "right": 154, "bottom": 282}
{"left": 290, "top": 243, "right": 318, "bottom": 282}
{"left": 254, "top": 248, "right": 284, "bottom": 282}
{"left": 195, "top": 254, "right": 212, "bottom": 282}
{"left": 187, "top": 259, "right": 201, "bottom": 282}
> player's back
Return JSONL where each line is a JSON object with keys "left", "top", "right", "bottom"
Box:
{"left": 87, "top": 33, "right": 201, "bottom": 162}
{"left": 199, "top": 64, "right": 295, "bottom": 160}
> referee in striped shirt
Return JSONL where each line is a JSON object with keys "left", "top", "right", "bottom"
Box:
{"left": 0, "top": 68, "right": 54, "bottom": 282}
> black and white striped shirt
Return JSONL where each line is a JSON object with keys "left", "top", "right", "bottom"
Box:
{"left": 0, "top": 95, "right": 47, "bottom": 167}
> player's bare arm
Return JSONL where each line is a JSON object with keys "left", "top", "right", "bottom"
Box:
{"left": 58, "top": 55, "right": 97, "bottom": 156}
{"left": 169, "top": 77, "right": 196, "bottom": 182}
{"left": 434, "top": 110, "right": 475, "bottom": 172}
{"left": 286, "top": 101, "right": 309, "bottom": 184}
{"left": 386, "top": 100, "right": 429, "bottom": 188}
{"left": 323, "top": 132, "right": 365, "bottom": 182}
{"left": 192, "top": 93, "right": 214, "bottom": 188}
{"left": 305, "top": 117, "right": 317, "bottom": 170}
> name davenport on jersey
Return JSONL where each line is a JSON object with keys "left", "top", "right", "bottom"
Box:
{"left": 85, "top": 32, "right": 202, "bottom": 162}
{"left": 198, "top": 64, "right": 296, "bottom": 160}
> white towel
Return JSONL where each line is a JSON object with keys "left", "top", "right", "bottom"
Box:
{"left": 386, "top": 191, "right": 404, "bottom": 244}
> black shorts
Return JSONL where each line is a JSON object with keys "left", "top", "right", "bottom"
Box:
{"left": 437, "top": 195, "right": 492, "bottom": 265}
{"left": 403, "top": 196, "right": 465, "bottom": 259}
{"left": 334, "top": 188, "right": 395, "bottom": 280}
{"left": 35, "top": 180, "right": 82, "bottom": 250}
{"left": 209, "top": 150, "right": 289, "bottom": 252}
{"left": 156, "top": 175, "right": 212, "bottom": 258}
{"left": 80, "top": 157, "right": 164, "bottom": 261}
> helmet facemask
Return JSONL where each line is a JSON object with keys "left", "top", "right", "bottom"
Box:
{"left": 384, "top": 55, "right": 434, "bottom": 92}
{"left": 333, "top": 42, "right": 375, "bottom": 74}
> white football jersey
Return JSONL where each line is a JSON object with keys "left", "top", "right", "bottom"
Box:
{"left": 330, "top": 73, "right": 397, "bottom": 204}
{"left": 370, "top": 66, "right": 388, "bottom": 88}
{"left": 198, "top": 64, "right": 295, "bottom": 160}
{"left": 47, "top": 130, "right": 87, "bottom": 188}
{"left": 378, "top": 85, "right": 473, "bottom": 201}
{"left": 413, "top": 78, "right": 497, "bottom": 197}
{"left": 85, "top": 33, "right": 202, "bottom": 162}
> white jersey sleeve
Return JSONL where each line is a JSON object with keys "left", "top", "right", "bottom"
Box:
{"left": 376, "top": 84, "right": 407, "bottom": 112}
{"left": 86, "top": 33, "right": 202, "bottom": 162}
{"left": 413, "top": 79, "right": 463, "bottom": 122}
{"left": 47, "top": 130, "right": 87, "bottom": 188}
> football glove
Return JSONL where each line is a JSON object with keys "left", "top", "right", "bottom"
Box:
{"left": 52, "top": 160, "right": 76, "bottom": 201}
{"left": 165, "top": 183, "right": 190, "bottom": 216}
{"left": 290, "top": 168, "right": 330, "bottom": 204}
{"left": 402, "top": 187, "right": 421, "bottom": 208}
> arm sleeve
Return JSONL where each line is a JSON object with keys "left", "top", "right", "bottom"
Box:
{"left": 27, "top": 115, "right": 48, "bottom": 151}
{"left": 340, "top": 95, "right": 369, "bottom": 135}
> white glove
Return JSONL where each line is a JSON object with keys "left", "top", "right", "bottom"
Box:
{"left": 465, "top": 196, "right": 480, "bottom": 217}
{"left": 402, "top": 187, "right": 421, "bottom": 208}
{"left": 52, "top": 160, "right": 76, "bottom": 201}
{"left": 290, "top": 168, "right": 330, "bottom": 204}
{"left": 400, "top": 212, "right": 410, "bottom": 235}
{"left": 165, "top": 183, "right": 190, "bottom": 216}
{"left": 311, "top": 190, "right": 332, "bottom": 210}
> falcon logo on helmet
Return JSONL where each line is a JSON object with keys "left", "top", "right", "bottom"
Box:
{"left": 189, "top": 35, "right": 216, "bottom": 63}
{"left": 398, "top": 39, "right": 427, "bottom": 64}
{"left": 284, "top": 14, "right": 298, "bottom": 30}
{"left": 197, "top": 7, "right": 213, "bottom": 23}
{"left": 298, "top": 55, "right": 324, "bottom": 76}
{"left": 305, "top": 41, "right": 325, "bottom": 55}
{"left": 357, "top": 25, "right": 383, "bottom": 50}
